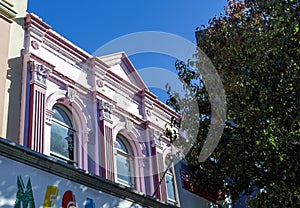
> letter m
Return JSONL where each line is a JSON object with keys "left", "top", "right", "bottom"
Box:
{"left": 15, "top": 176, "right": 35, "bottom": 208}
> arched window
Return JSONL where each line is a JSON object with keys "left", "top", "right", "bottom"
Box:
{"left": 116, "top": 136, "right": 133, "bottom": 187}
{"left": 50, "top": 105, "right": 76, "bottom": 164}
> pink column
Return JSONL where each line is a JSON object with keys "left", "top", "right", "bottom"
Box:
{"left": 27, "top": 61, "right": 50, "bottom": 153}
{"left": 99, "top": 100, "right": 114, "bottom": 181}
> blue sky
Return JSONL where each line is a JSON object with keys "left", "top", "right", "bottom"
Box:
{"left": 27, "top": 0, "right": 228, "bottom": 102}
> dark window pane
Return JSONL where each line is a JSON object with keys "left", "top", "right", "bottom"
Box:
{"left": 52, "top": 106, "right": 72, "bottom": 127}
{"left": 116, "top": 137, "right": 128, "bottom": 153}
{"left": 50, "top": 105, "right": 74, "bottom": 162}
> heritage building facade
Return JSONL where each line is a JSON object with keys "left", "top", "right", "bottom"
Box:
{"left": 0, "top": 2, "right": 230, "bottom": 206}
{"left": 19, "top": 13, "right": 180, "bottom": 206}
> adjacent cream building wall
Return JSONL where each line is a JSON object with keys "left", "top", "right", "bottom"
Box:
{"left": 0, "top": 0, "right": 15, "bottom": 138}
{"left": 0, "top": 0, "right": 27, "bottom": 142}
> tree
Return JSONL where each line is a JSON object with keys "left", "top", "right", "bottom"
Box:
{"left": 166, "top": 0, "right": 300, "bottom": 207}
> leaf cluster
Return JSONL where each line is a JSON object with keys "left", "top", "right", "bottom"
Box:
{"left": 167, "top": 0, "right": 300, "bottom": 206}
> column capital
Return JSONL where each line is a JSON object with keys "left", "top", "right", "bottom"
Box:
{"left": 30, "top": 61, "right": 50, "bottom": 87}
{"left": 99, "top": 100, "right": 113, "bottom": 121}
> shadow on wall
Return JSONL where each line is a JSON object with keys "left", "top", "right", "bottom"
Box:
{"left": 6, "top": 55, "right": 23, "bottom": 143}
{"left": 5, "top": 16, "right": 27, "bottom": 143}
{"left": 14, "top": 17, "right": 25, "bottom": 29}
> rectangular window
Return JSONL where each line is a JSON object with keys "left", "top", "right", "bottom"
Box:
{"left": 166, "top": 168, "right": 176, "bottom": 204}
{"left": 50, "top": 122, "right": 70, "bottom": 158}
{"left": 116, "top": 154, "right": 131, "bottom": 186}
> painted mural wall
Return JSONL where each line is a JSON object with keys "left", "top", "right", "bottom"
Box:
{"left": 0, "top": 156, "right": 144, "bottom": 208}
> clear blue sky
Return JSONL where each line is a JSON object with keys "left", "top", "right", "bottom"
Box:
{"left": 27, "top": 0, "right": 228, "bottom": 102}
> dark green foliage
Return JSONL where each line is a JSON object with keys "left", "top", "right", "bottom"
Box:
{"left": 167, "top": 0, "right": 300, "bottom": 207}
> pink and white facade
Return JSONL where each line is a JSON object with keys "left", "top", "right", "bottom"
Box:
{"left": 20, "top": 13, "right": 180, "bottom": 206}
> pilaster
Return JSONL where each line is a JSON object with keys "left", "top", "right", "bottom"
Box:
{"left": 98, "top": 100, "right": 114, "bottom": 181}
{"left": 27, "top": 61, "right": 50, "bottom": 153}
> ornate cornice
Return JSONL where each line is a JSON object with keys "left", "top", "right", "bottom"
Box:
{"left": 26, "top": 13, "right": 90, "bottom": 63}
{"left": 0, "top": 0, "right": 17, "bottom": 20}
{"left": 29, "top": 52, "right": 55, "bottom": 70}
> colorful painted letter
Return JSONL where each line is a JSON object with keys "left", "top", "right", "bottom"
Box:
{"left": 15, "top": 176, "right": 35, "bottom": 208}
{"left": 84, "top": 198, "right": 95, "bottom": 208}
{"left": 62, "top": 190, "right": 77, "bottom": 208}
{"left": 43, "top": 186, "right": 58, "bottom": 207}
